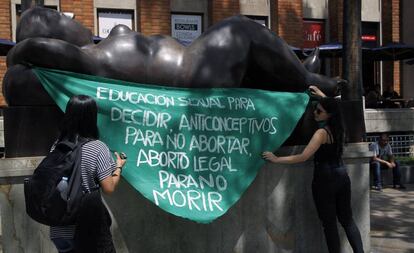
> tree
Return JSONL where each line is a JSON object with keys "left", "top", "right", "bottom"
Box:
{"left": 342, "top": 0, "right": 365, "bottom": 142}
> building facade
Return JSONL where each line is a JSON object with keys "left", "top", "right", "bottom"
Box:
{"left": 0, "top": 0, "right": 405, "bottom": 105}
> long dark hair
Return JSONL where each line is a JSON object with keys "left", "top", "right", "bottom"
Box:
{"left": 318, "top": 97, "right": 345, "bottom": 156}
{"left": 58, "top": 95, "right": 99, "bottom": 142}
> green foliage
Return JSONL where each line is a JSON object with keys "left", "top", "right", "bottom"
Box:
{"left": 397, "top": 156, "right": 414, "bottom": 165}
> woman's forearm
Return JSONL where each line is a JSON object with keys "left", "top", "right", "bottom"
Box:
{"left": 275, "top": 154, "right": 307, "bottom": 164}
{"left": 263, "top": 129, "right": 323, "bottom": 165}
{"left": 111, "top": 167, "right": 122, "bottom": 185}
{"left": 101, "top": 167, "right": 122, "bottom": 195}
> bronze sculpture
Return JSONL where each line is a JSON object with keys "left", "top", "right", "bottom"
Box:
{"left": 3, "top": 7, "right": 343, "bottom": 156}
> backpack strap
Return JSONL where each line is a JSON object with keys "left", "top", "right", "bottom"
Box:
{"left": 66, "top": 138, "right": 92, "bottom": 210}
{"left": 76, "top": 136, "right": 91, "bottom": 146}
{"left": 55, "top": 136, "right": 90, "bottom": 151}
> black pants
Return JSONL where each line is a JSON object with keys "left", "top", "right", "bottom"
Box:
{"left": 312, "top": 165, "right": 364, "bottom": 253}
{"left": 75, "top": 191, "right": 115, "bottom": 253}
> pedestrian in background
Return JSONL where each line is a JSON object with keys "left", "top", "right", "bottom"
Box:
{"left": 370, "top": 133, "right": 406, "bottom": 191}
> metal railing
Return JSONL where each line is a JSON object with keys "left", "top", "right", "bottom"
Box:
{"left": 365, "top": 134, "right": 414, "bottom": 157}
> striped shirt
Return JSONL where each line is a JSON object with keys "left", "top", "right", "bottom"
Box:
{"left": 50, "top": 140, "right": 116, "bottom": 239}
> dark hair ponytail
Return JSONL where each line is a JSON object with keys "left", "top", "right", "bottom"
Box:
{"left": 59, "top": 95, "right": 99, "bottom": 142}
{"left": 319, "top": 97, "right": 345, "bottom": 157}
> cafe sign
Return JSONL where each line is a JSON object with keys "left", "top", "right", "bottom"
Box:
{"left": 303, "top": 20, "right": 325, "bottom": 48}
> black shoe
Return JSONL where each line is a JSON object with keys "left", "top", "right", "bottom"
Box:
{"left": 393, "top": 184, "right": 406, "bottom": 190}
{"left": 373, "top": 186, "right": 382, "bottom": 192}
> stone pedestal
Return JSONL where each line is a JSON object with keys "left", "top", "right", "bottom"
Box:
{"left": 0, "top": 143, "right": 371, "bottom": 253}
{"left": 3, "top": 106, "right": 62, "bottom": 158}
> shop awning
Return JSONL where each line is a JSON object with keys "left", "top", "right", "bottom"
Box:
{"left": 302, "top": 42, "right": 414, "bottom": 61}
{"left": 302, "top": 42, "right": 373, "bottom": 58}
{"left": 368, "top": 42, "right": 414, "bottom": 61}
{"left": 0, "top": 39, "right": 15, "bottom": 56}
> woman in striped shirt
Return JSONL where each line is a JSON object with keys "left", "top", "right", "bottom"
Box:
{"left": 50, "top": 95, "right": 125, "bottom": 253}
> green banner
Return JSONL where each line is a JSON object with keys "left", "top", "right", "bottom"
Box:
{"left": 33, "top": 67, "right": 309, "bottom": 223}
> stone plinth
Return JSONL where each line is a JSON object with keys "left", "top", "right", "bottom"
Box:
{"left": 0, "top": 143, "right": 371, "bottom": 253}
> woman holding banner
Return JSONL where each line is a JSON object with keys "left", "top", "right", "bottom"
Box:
{"left": 262, "top": 86, "right": 364, "bottom": 253}
{"left": 50, "top": 95, "right": 126, "bottom": 253}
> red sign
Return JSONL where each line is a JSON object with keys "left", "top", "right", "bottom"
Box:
{"left": 361, "top": 35, "right": 376, "bottom": 41}
{"left": 303, "top": 21, "right": 325, "bottom": 48}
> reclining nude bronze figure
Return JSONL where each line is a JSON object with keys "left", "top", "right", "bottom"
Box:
{"left": 3, "top": 7, "right": 344, "bottom": 156}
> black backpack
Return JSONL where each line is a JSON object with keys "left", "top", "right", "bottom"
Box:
{"left": 24, "top": 138, "right": 91, "bottom": 226}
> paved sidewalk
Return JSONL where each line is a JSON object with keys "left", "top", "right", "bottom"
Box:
{"left": 370, "top": 184, "right": 414, "bottom": 253}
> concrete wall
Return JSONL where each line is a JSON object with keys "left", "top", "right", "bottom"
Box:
{"left": 0, "top": 183, "right": 129, "bottom": 253}
{"left": 303, "top": 0, "right": 327, "bottom": 19}
{"left": 0, "top": 157, "right": 129, "bottom": 253}
{"left": 171, "top": 0, "right": 209, "bottom": 31}
{"left": 0, "top": 143, "right": 371, "bottom": 253}
{"left": 239, "top": 0, "right": 270, "bottom": 17}
{"left": 362, "top": 0, "right": 381, "bottom": 22}
{"left": 95, "top": 0, "right": 135, "bottom": 8}
{"left": 372, "top": 165, "right": 414, "bottom": 186}
{"left": 303, "top": 0, "right": 380, "bottom": 21}
{"left": 364, "top": 108, "right": 414, "bottom": 133}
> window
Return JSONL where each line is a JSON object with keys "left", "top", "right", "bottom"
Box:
{"left": 245, "top": 15, "right": 268, "bottom": 28}
{"left": 15, "top": 4, "right": 57, "bottom": 25}
{"left": 171, "top": 13, "right": 202, "bottom": 46}
{"left": 13, "top": 4, "right": 58, "bottom": 41}
{"left": 97, "top": 9, "right": 135, "bottom": 38}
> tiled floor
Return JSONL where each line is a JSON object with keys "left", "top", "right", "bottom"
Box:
{"left": 370, "top": 184, "right": 414, "bottom": 253}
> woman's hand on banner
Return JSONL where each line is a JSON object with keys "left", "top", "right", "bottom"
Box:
{"left": 309, "top": 85, "right": 326, "bottom": 98}
{"left": 262, "top": 151, "right": 279, "bottom": 163}
{"left": 115, "top": 152, "right": 127, "bottom": 170}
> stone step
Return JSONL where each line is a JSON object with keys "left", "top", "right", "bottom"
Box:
{"left": 370, "top": 164, "right": 414, "bottom": 186}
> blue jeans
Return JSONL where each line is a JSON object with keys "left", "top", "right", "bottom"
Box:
{"left": 371, "top": 160, "right": 402, "bottom": 187}
{"left": 51, "top": 238, "right": 75, "bottom": 253}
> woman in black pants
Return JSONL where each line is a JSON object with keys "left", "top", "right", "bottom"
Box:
{"left": 262, "top": 86, "right": 364, "bottom": 253}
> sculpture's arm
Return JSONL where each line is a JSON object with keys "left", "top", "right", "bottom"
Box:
{"left": 7, "top": 37, "right": 99, "bottom": 75}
